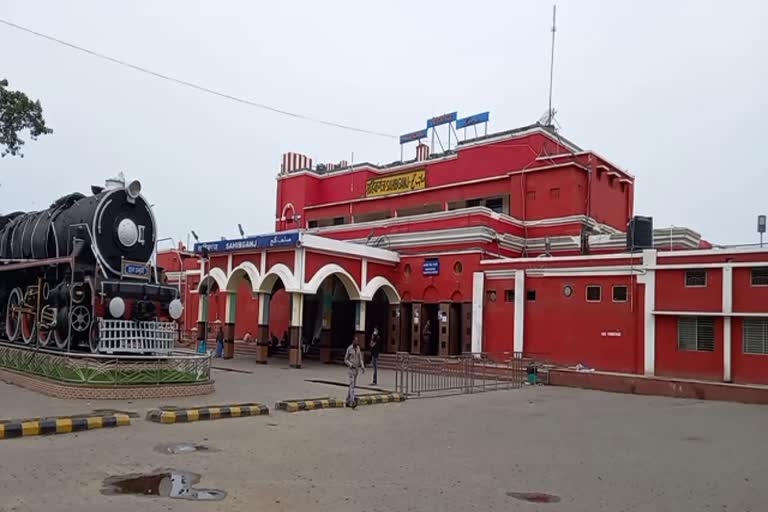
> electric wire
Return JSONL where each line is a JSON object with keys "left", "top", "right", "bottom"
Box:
{"left": 0, "top": 17, "right": 397, "bottom": 139}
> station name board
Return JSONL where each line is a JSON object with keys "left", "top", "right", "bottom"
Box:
{"left": 194, "top": 232, "right": 300, "bottom": 254}
{"left": 365, "top": 169, "right": 426, "bottom": 197}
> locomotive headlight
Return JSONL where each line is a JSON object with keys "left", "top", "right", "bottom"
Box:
{"left": 109, "top": 297, "right": 126, "bottom": 318}
{"left": 168, "top": 299, "right": 184, "bottom": 320}
{"left": 126, "top": 180, "right": 142, "bottom": 199}
{"left": 117, "top": 218, "right": 139, "bottom": 247}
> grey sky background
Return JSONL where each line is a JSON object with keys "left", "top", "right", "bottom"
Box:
{"left": 1, "top": 1, "right": 765, "bottom": 247}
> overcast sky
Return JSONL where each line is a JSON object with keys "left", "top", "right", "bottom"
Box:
{"left": 1, "top": 1, "right": 766, "bottom": 247}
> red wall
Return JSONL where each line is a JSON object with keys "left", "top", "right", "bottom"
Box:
{"left": 522, "top": 276, "right": 640, "bottom": 373}
{"left": 731, "top": 317, "right": 768, "bottom": 385}
{"left": 654, "top": 316, "right": 723, "bottom": 381}
{"left": 483, "top": 278, "right": 515, "bottom": 354}
{"left": 304, "top": 251, "right": 362, "bottom": 285}
{"left": 266, "top": 250, "right": 294, "bottom": 272}
{"left": 655, "top": 269, "right": 723, "bottom": 312}
{"left": 733, "top": 267, "right": 768, "bottom": 313}
{"left": 397, "top": 253, "right": 479, "bottom": 302}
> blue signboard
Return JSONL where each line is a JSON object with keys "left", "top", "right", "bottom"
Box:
{"left": 422, "top": 258, "right": 440, "bottom": 276}
{"left": 399, "top": 128, "right": 428, "bottom": 144}
{"left": 456, "top": 111, "right": 490, "bottom": 129}
{"left": 194, "top": 231, "right": 300, "bottom": 254}
{"left": 427, "top": 112, "right": 457, "bottom": 129}
{"left": 122, "top": 260, "right": 150, "bottom": 280}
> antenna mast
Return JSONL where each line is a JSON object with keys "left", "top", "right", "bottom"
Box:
{"left": 547, "top": 4, "right": 557, "bottom": 126}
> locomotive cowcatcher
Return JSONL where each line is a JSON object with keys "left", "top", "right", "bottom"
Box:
{"left": 0, "top": 177, "right": 184, "bottom": 353}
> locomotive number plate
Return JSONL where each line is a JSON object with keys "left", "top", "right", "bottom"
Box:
{"left": 121, "top": 259, "right": 151, "bottom": 280}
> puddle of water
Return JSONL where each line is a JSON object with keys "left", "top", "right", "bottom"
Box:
{"left": 154, "top": 442, "right": 212, "bottom": 455}
{"left": 102, "top": 471, "right": 225, "bottom": 501}
{"left": 506, "top": 491, "right": 561, "bottom": 503}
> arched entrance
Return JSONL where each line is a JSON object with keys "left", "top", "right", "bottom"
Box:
{"left": 222, "top": 262, "right": 260, "bottom": 359}
{"left": 303, "top": 265, "right": 362, "bottom": 364}
{"left": 256, "top": 264, "right": 301, "bottom": 367}
{"left": 196, "top": 268, "right": 227, "bottom": 349}
{"left": 362, "top": 277, "right": 401, "bottom": 354}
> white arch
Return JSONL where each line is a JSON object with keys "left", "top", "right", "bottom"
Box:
{"left": 304, "top": 263, "right": 361, "bottom": 300}
{"left": 280, "top": 202, "right": 296, "bottom": 221}
{"left": 257, "top": 263, "right": 300, "bottom": 294}
{"left": 361, "top": 275, "right": 401, "bottom": 304}
{"left": 197, "top": 267, "right": 228, "bottom": 293}
{"left": 225, "top": 261, "right": 260, "bottom": 293}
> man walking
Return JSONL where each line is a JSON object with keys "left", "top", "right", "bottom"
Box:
{"left": 344, "top": 336, "right": 365, "bottom": 408}
{"left": 370, "top": 326, "right": 381, "bottom": 385}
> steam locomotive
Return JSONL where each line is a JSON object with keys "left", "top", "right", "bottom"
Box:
{"left": 0, "top": 177, "right": 183, "bottom": 353}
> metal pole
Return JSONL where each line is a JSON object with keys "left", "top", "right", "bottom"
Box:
{"left": 547, "top": 4, "right": 557, "bottom": 125}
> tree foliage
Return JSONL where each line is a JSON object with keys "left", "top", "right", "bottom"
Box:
{"left": 0, "top": 79, "right": 52, "bottom": 157}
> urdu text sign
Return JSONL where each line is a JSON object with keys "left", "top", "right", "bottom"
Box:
{"left": 365, "top": 169, "right": 426, "bottom": 197}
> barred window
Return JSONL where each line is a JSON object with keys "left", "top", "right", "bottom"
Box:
{"left": 586, "top": 285, "right": 601, "bottom": 302}
{"left": 685, "top": 270, "right": 707, "bottom": 287}
{"left": 504, "top": 289, "right": 515, "bottom": 302}
{"left": 743, "top": 318, "right": 768, "bottom": 354}
{"left": 677, "top": 317, "right": 715, "bottom": 352}
{"left": 751, "top": 268, "right": 768, "bottom": 286}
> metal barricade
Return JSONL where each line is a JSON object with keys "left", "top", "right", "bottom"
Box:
{"left": 395, "top": 351, "right": 525, "bottom": 396}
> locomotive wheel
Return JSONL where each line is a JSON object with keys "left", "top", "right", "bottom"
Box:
{"left": 70, "top": 305, "right": 92, "bottom": 333}
{"left": 89, "top": 322, "right": 100, "bottom": 354}
{"left": 37, "top": 305, "right": 55, "bottom": 348}
{"left": 53, "top": 325, "right": 70, "bottom": 350}
{"left": 20, "top": 307, "right": 36, "bottom": 346}
{"left": 53, "top": 307, "right": 70, "bottom": 350}
{"left": 4, "top": 288, "right": 23, "bottom": 342}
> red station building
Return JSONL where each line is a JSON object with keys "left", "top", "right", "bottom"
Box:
{"left": 159, "top": 115, "right": 768, "bottom": 385}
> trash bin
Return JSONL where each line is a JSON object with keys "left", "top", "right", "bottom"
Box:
{"left": 526, "top": 365, "right": 538, "bottom": 385}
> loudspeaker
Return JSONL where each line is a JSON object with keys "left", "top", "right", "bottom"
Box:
{"left": 627, "top": 216, "right": 653, "bottom": 251}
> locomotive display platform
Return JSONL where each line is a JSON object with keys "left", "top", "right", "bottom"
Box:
{"left": 0, "top": 342, "right": 214, "bottom": 399}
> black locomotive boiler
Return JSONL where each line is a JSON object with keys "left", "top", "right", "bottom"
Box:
{"left": 0, "top": 177, "right": 183, "bottom": 353}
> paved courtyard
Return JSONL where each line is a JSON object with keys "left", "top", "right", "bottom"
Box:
{"left": 0, "top": 356, "right": 766, "bottom": 511}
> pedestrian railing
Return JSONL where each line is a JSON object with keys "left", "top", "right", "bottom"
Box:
{"left": 394, "top": 351, "right": 525, "bottom": 397}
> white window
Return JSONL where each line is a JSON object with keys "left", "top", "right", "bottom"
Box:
{"left": 685, "top": 270, "right": 707, "bottom": 287}
{"left": 743, "top": 318, "right": 768, "bottom": 354}
{"left": 677, "top": 316, "right": 715, "bottom": 352}
{"left": 612, "top": 285, "right": 628, "bottom": 302}
{"left": 586, "top": 285, "right": 601, "bottom": 302}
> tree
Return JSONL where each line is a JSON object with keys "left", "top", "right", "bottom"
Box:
{"left": 0, "top": 79, "right": 52, "bottom": 157}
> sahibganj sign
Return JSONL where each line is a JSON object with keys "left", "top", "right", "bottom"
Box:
{"left": 365, "top": 169, "right": 426, "bottom": 197}
{"left": 194, "top": 232, "right": 300, "bottom": 254}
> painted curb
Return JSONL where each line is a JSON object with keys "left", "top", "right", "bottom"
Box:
{"left": 146, "top": 403, "right": 269, "bottom": 424}
{"left": 354, "top": 392, "right": 407, "bottom": 406}
{"left": 275, "top": 393, "right": 406, "bottom": 412}
{"left": 275, "top": 398, "right": 346, "bottom": 413}
{"left": 0, "top": 414, "right": 131, "bottom": 439}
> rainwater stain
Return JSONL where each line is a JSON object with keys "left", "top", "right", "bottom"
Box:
{"left": 506, "top": 491, "right": 561, "bottom": 503}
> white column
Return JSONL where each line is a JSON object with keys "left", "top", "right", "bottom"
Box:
{"left": 722, "top": 265, "right": 733, "bottom": 382}
{"left": 294, "top": 247, "right": 306, "bottom": 290}
{"left": 259, "top": 250, "right": 267, "bottom": 275}
{"left": 361, "top": 258, "right": 368, "bottom": 290}
{"left": 513, "top": 270, "right": 525, "bottom": 353}
{"left": 638, "top": 249, "right": 657, "bottom": 376}
{"left": 471, "top": 272, "right": 484, "bottom": 353}
{"left": 227, "top": 254, "right": 233, "bottom": 275}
